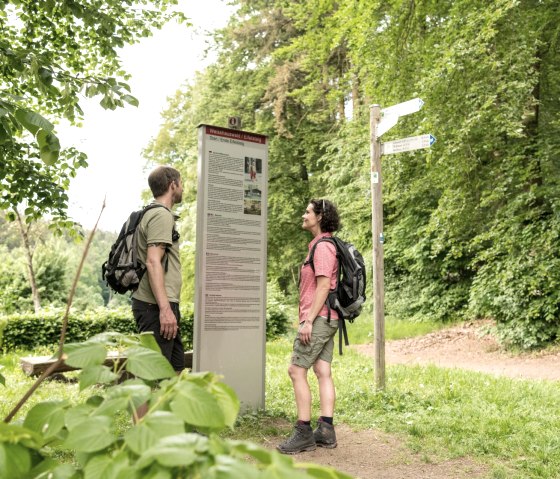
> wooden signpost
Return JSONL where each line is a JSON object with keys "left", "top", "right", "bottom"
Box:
{"left": 370, "top": 100, "right": 436, "bottom": 390}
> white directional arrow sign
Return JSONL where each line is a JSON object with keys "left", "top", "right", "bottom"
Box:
{"left": 377, "top": 114, "right": 398, "bottom": 137}
{"left": 381, "top": 98, "right": 424, "bottom": 118}
{"left": 381, "top": 134, "right": 436, "bottom": 155}
{"left": 377, "top": 98, "right": 424, "bottom": 137}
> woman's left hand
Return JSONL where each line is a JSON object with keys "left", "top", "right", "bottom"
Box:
{"left": 299, "top": 321, "right": 313, "bottom": 345}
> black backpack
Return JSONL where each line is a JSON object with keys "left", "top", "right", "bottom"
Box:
{"left": 102, "top": 204, "right": 165, "bottom": 295}
{"left": 307, "top": 236, "right": 367, "bottom": 354}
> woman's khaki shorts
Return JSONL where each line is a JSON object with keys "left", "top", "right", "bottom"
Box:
{"left": 291, "top": 316, "right": 338, "bottom": 369}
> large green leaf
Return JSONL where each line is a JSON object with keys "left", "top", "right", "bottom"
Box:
{"left": 124, "top": 411, "right": 185, "bottom": 455}
{"left": 123, "top": 94, "right": 139, "bottom": 107}
{"left": 230, "top": 440, "right": 274, "bottom": 465}
{"left": 14, "top": 108, "right": 54, "bottom": 135}
{"left": 135, "top": 433, "right": 204, "bottom": 469}
{"left": 0, "top": 122, "right": 9, "bottom": 145}
{"left": 140, "top": 464, "right": 173, "bottom": 479}
{"left": 299, "top": 463, "right": 354, "bottom": 479}
{"left": 83, "top": 450, "right": 132, "bottom": 479}
{"left": 64, "top": 342, "right": 107, "bottom": 368}
{"left": 93, "top": 397, "right": 130, "bottom": 417}
{"left": 64, "top": 404, "right": 95, "bottom": 430}
{"left": 0, "top": 442, "right": 32, "bottom": 478}
{"left": 210, "top": 382, "right": 240, "bottom": 429}
{"left": 125, "top": 347, "right": 175, "bottom": 380}
{"left": 102, "top": 380, "right": 151, "bottom": 410}
{"left": 138, "top": 332, "right": 162, "bottom": 352}
{"left": 63, "top": 416, "right": 115, "bottom": 452}
{"left": 0, "top": 422, "right": 42, "bottom": 448}
{"left": 210, "top": 455, "right": 261, "bottom": 479}
{"left": 23, "top": 401, "right": 68, "bottom": 440}
{"left": 170, "top": 381, "right": 225, "bottom": 429}
{"left": 36, "top": 128, "right": 60, "bottom": 165}
{"left": 79, "top": 365, "right": 119, "bottom": 391}
{"left": 29, "top": 460, "right": 76, "bottom": 479}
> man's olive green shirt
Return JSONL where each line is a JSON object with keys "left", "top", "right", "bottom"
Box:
{"left": 132, "top": 201, "right": 182, "bottom": 304}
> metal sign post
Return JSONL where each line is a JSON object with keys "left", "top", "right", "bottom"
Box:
{"left": 369, "top": 99, "right": 436, "bottom": 391}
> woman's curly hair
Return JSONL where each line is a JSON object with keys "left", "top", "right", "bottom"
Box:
{"left": 310, "top": 198, "right": 340, "bottom": 233}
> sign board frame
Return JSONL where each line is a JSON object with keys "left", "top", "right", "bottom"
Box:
{"left": 194, "top": 124, "right": 268, "bottom": 410}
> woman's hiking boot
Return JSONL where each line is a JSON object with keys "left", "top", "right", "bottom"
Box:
{"left": 277, "top": 422, "right": 316, "bottom": 454}
{"left": 313, "top": 418, "right": 337, "bottom": 448}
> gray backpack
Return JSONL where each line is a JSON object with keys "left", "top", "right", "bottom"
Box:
{"left": 101, "top": 204, "right": 164, "bottom": 294}
{"left": 306, "top": 236, "right": 367, "bottom": 354}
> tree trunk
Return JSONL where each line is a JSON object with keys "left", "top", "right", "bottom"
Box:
{"left": 352, "top": 74, "right": 360, "bottom": 119}
{"left": 15, "top": 209, "right": 41, "bottom": 313}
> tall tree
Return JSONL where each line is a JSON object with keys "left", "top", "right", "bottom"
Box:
{"left": 147, "top": 0, "right": 560, "bottom": 347}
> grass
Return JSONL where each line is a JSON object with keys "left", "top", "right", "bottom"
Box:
{"left": 0, "top": 346, "right": 105, "bottom": 423}
{"left": 346, "top": 313, "right": 454, "bottom": 344}
{"left": 3, "top": 320, "right": 560, "bottom": 479}
{"left": 257, "top": 338, "right": 560, "bottom": 479}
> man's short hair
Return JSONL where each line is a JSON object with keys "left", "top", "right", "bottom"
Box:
{"left": 148, "top": 166, "right": 181, "bottom": 198}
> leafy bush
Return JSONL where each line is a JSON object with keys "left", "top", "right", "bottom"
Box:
{"left": 0, "top": 333, "right": 349, "bottom": 478}
{"left": 469, "top": 215, "right": 560, "bottom": 349}
{"left": 0, "top": 307, "right": 194, "bottom": 352}
{"left": 266, "top": 282, "right": 291, "bottom": 340}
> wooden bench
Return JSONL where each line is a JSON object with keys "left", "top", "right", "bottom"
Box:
{"left": 21, "top": 350, "right": 193, "bottom": 377}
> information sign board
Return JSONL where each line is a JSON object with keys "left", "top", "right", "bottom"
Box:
{"left": 194, "top": 124, "right": 268, "bottom": 410}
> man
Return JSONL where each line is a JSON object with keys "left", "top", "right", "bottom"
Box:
{"left": 131, "top": 166, "right": 185, "bottom": 378}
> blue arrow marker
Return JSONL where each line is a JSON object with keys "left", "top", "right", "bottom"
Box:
{"left": 429, "top": 134, "right": 436, "bottom": 145}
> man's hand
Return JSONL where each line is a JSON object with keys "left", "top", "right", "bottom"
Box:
{"left": 299, "top": 321, "right": 313, "bottom": 345}
{"left": 160, "top": 305, "right": 178, "bottom": 340}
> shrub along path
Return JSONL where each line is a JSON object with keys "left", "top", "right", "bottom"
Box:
{"left": 269, "top": 321, "right": 559, "bottom": 478}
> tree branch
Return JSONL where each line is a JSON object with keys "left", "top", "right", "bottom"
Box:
{"left": 3, "top": 199, "right": 105, "bottom": 424}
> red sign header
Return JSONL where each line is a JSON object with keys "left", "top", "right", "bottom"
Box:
{"left": 204, "top": 125, "right": 267, "bottom": 145}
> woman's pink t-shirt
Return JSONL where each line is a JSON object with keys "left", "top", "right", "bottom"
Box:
{"left": 299, "top": 232, "right": 339, "bottom": 322}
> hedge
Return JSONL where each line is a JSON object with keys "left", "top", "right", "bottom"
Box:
{"left": 0, "top": 303, "right": 289, "bottom": 353}
{"left": 0, "top": 307, "right": 194, "bottom": 353}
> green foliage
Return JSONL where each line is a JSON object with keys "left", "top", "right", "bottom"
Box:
{"left": 0, "top": 239, "right": 70, "bottom": 313}
{"left": 469, "top": 213, "right": 560, "bottom": 348}
{"left": 266, "top": 282, "right": 291, "bottom": 340}
{"left": 0, "top": 220, "right": 128, "bottom": 313}
{"left": 0, "top": 333, "right": 349, "bottom": 479}
{"left": 151, "top": 0, "right": 559, "bottom": 349}
{"left": 0, "top": 245, "right": 29, "bottom": 314}
{"left": 0, "top": 0, "right": 186, "bottom": 229}
{"left": 0, "top": 307, "right": 194, "bottom": 352}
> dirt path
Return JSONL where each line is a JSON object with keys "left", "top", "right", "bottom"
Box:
{"left": 270, "top": 423, "right": 488, "bottom": 479}
{"left": 356, "top": 320, "right": 560, "bottom": 381}
{"left": 270, "top": 321, "right": 559, "bottom": 478}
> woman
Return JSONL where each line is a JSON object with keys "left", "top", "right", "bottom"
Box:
{"left": 277, "top": 199, "right": 340, "bottom": 454}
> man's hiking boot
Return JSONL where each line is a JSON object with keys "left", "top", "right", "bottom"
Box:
{"left": 313, "top": 419, "right": 337, "bottom": 448}
{"left": 277, "top": 422, "right": 316, "bottom": 454}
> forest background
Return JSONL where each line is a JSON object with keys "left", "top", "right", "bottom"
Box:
{"left": 1, "top": 0, "right": 559, "bottom": 351}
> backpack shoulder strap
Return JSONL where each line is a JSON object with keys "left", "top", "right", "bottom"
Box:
{"left": 305, "top": 237, "right": 337, "bottom": 272}
{"left": 137, "top": 203, "right": 173, "bottom": 271}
